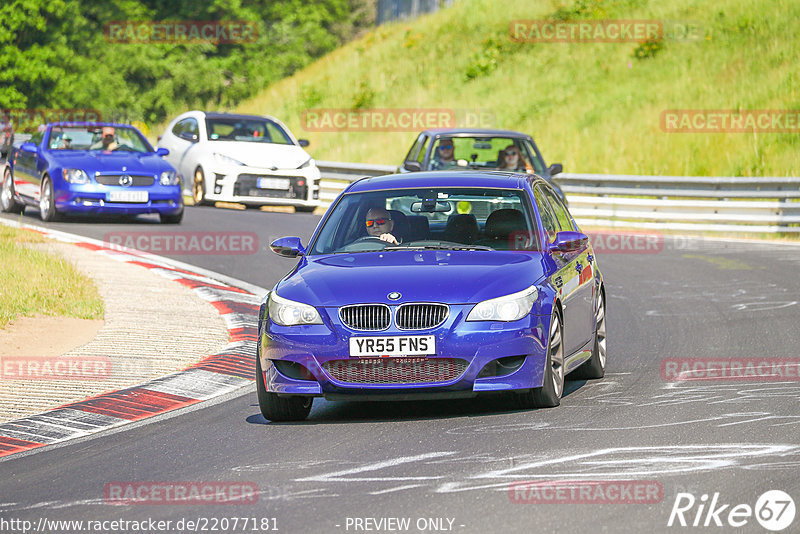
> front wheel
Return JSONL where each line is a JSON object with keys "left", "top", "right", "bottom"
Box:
{"left": 517, "top": 311, "right": 564, "bottom": 409}
{"left": 256, "top": 358, "right": 312, "bottom": 422}
{"left": 159, "top": 209, "right": 184, "bottom": 224}
{"left": 192, "top": 167, "right": 210, "bottom": 206}
{"left": 1, "top": 167, "right": 24, "bottom": 214}
{"left": 39, "top": 176, "right": 60, "bottom": 222}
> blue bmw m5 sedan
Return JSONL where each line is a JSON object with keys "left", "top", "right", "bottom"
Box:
{"left": 1, "top": 122, "right": 183, "bottom": 223}
{"left": 258, "top": 171, "right": 606, "bottom": 421}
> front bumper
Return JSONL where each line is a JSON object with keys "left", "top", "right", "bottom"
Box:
{"left": 260, "top": 304, "right": 550, "bottom": 399}
{"left": 55, "top": 184, "right": 183, "bottom": 215}
{"left": 196, "top": 163, "right": 320, "bottom": 207}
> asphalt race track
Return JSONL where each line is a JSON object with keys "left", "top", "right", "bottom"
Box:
{"left": 2, "top": 207, "right": 800, "bottom": 533}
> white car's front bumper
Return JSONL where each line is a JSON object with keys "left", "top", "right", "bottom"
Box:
{"left": 191, "top": 163, "right": 321, "bottom": 207}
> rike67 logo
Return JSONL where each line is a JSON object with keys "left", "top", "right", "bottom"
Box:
{"left": 668, "top": 490, "right": 795, "bottom": 531}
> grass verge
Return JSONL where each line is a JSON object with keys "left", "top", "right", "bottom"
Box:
{"left": 0, "top": 225, "right": 104, "bottom": 329}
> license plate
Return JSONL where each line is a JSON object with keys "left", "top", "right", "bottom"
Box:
{"left": 108, "top": 191, "right": 148, "bottom": 203}
{"left": 349, "top": 335, "right": 436, "bottom": 357}
{"left": 257, "top": 177, "right": 290, "bottom": 190}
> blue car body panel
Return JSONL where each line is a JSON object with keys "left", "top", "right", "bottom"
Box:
{"left": 5, "top": 122, "right": 182, "bottom": 217}
{"left": 258, "top": 171, "right": 602, "bottom": 400}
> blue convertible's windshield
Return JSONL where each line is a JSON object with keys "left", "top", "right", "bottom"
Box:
{"left": 309, "top": 187, "right": 540, "bottom": 255}
{"left": 48, "top": 126, "right": 151, "bottom": 153}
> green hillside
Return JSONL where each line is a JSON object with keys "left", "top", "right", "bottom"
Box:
{"left": 231, "top": 0, "right": 799, "bottom": 176}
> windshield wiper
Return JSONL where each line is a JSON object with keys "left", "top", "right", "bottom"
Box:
{"left": 385, "top": 244, "right": 494, "bottom": 251}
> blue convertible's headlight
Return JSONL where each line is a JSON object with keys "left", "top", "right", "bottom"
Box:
{"left": 160, "top": 170, "right": 179, "bottom": 185}
{"left": 467, "top": 285, "right": 539, "bottom": 322}
{"left": 268, "top": 292, "right": 323, "bottom": 326}
{"left": 62, "top": 169, "right": 90, "bottom": 184}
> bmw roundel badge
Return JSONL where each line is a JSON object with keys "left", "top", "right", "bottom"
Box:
{"left": 387, "top": 292, "right": 401, "bottom": 300}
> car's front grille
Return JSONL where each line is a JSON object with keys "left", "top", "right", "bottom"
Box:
{"left": 322, "top": 357, "right": 468, "bottom": 384}
{"left": 339, "top": 304, "right": 390, "bottom": 331}
{"left": 95, "top": 175, "right": 154, "bottom": 186}
{"left": 396, "top": 303, "right": 449, "bottom": 330}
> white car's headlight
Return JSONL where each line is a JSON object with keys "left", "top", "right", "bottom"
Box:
{"left": 62, "top": 168, "right": 90, "bottom": 184}
{"left": 159, "top": 170, "right": 179, "bottom": 185}
{"left": 467, "top": 285, "right": 539, "bottom": 322}
{"left": 213, "top": 152, "right": 245, "bottom": 166}
{"left": 268, "top": 292, "right": 322, "bottom": 326}
{"left": 298, "top": 158, "right": 314, "bottom": 169}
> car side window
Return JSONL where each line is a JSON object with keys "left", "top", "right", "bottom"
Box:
{"left": 173, "top": 118, "right": 198, "bottom": 138}
{"left": 186, "top": 118, "right": 199, "bottom": 138}
{"left": 534, "top": 186, "right": 559, "bottom": 242}
{"left": 30, "top": 131, "right": 44, "bottom": 145}
{"left": 541, "top": 186, "right": 575, "bottom": 232}
{"left": 404, "top": 134, "right": 426, "bottom": 163}
{"left": 415, "top": 137, "right": 429, "bottom": 164}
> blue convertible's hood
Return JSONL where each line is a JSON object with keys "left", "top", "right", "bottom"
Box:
{"left": 50, "top": 151, "right": 173, "bottom": 174}
{"left": 275, "top": 250, "right": 547, "bottom": 306}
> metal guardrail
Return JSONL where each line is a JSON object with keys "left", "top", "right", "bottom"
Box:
{"left": 315, "top": 161, "right": 800, "bottom": 233}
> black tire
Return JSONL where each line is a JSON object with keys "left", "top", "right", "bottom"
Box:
{"left": 159, "top": 209, "right": 184, "bottom": 224}
{"left": 572, "top": 289, "right": 606, "bottom": 379}
{"left": 517, "top": 311, "right": 564, "bottom": 409}
{"left": 1, "top": 167, "right": 24, "bottom": 214}
{"left": 192, "top": 167, "right": 210, "bottom": 206}
{"left": 256, "top": 357, "right": 312, "bottom": 422}
{"left": 39, "top": 175, "right": 61, "bottom": 222}
{"left": 294, "top": 205, "right": 316, "bottom": 213}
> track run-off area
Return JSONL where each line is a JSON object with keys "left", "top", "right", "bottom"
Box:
{"left": 1, "top": 206, "right": 800, "bottom": 533}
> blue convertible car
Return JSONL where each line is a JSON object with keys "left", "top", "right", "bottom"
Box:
{"left": 259, "top": 171, "right": 606, "bottom": 421}
{"left": 1, "top": 122, "right": 183, "bottom": 223}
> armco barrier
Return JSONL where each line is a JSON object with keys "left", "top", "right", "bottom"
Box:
{"left": 315, "top": 162, "right": 800, "bottom": 233}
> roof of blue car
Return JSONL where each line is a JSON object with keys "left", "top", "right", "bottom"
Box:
{"left": 347, "top": 171, "right": 534, "bottom": 192}
{"left": 420, "top": 128, "right": 531, "bottom": 138}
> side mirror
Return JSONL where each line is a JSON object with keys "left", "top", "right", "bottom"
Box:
{"left": 297, "top": 139, "right": 310, "bottom": 147}
{"left": 155, "top": 147, "right": 169, "bottom": 157}
{"left": 549, "top": 231, "right": 588, "bottom": 253}
{"left": 548, "top": 163, "right": 563, "bottom": 176}
{"left": 20, "top": 142, "right": 37, "bottom": 153}
{"left": 270, "top": 236, "right": 305, "bottom": 258}
{"left": 179, "top": 131, "right": 198, "bottom": 142}
{"left": 403, "top": 161, "right": 422, "bottom": 172}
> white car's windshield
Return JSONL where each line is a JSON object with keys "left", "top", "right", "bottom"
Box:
{"left": 205, "top": 118, "right": 293, "bottom": 144}
{"left": 309, "top": 187, "right": 540, "bottom": 255}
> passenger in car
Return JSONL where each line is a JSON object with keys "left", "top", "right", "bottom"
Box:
{"left": 498, "top": 144, "right": 532, "bottom": 172}
{"left": 365, "top": 207, "right": 400, "bottom": 245}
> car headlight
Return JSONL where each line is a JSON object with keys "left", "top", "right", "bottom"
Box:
{"left": 467, "top": 285, "right": 539, "bottom": 322}
{"left": 268, "top": 292, "right": 322, "bottom": 326}
{"left": 298, "top": 158, "right": 314, "bottom": 169}
{"left": 213, "top": 152, "right": 245, "bottom": 166}
{"left": 159, "top": 170, "right": 179, "bottom": 185}
{"left": 62, "top": 168, "right": 90, "bottom": 184}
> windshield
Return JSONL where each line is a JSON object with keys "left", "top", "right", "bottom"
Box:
{"left": 205, "top": 117, "right": 293, "bottom": 144}
{"left": 427, "top": 137, "right": 544, "bottom": 173}
{"left": 309, "top": 187, "right": 540, "bottom": 255}
{"left": 48, "top": 126, "right": 151, "bottom": 152}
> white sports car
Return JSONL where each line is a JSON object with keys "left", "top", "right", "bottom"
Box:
{"left": 158, "top": 111, "right": 320, "bottom": 211}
